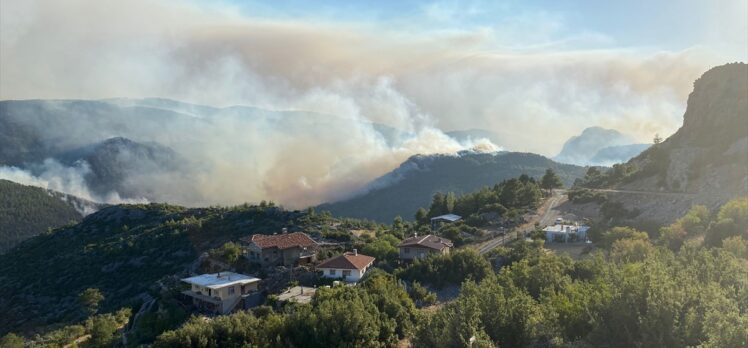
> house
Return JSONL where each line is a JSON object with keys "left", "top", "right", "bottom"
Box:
{"left": 430, "top": 213, "right": 462, "bottom": 230}
{"left": 543, "top": 223, "right": 590, "bottom": 243}
{"left": 181, "top": 272, "right": 261, "bottom": 314}
{"left": 398, "top": 234, "right": 453, "bottom": 261}
{"left": 241, "top": 231, "right": 318, "bottom": 267}
{"left": 317, "top": 250, "right": 375, "bottom": 283}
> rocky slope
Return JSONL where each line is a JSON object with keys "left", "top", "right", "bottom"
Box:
{"left": 583, "top": 63, "right": 748, "bottom": 223}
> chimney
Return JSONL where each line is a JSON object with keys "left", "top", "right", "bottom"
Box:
{"left": 353, "top": 249, "right": 358, "bottom": 256}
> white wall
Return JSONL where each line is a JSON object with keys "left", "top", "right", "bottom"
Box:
{"left": 319, "top": 267, "right": 367, "bottom": 282}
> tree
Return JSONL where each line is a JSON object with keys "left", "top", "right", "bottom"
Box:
{"left": 220, "top": 242, "right": 242, "bottom": 264}
{"left": 541, "top": 168, "right": 563, "bottom": 195}
{"left": 610, "top": 238, "right": 656, "bottom": 263}
{"left": 445, "top": 192, "right": 456, "bottom": 213}
{"left": 79, "top": 288, "right": 104, "bottom": 316}
{"left": 414, "top": 208, "right": 428, "bottom": 225}
{"left": 429, "top": 192, "right": 448, "bottom": 217}
{"left": 653, "top": 133, "right": 662, "bottom": 144}
{"left": 0, "top": 333, "right": 24, "bottom": 348}
{"left": 600, "top": 226, "right": 648, "bottom": 249}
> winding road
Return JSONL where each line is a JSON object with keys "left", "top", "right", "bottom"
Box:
{"left": 476, "top": 191, "right": 566, "bottom": 254}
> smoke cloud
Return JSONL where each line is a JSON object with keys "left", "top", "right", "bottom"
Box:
{"left": 0, "top": 0, "right": 738, "bottom": 208}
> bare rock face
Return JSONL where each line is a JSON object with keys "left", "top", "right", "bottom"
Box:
{"left": 611, "top": 63, "right": 748, "bottom": 223}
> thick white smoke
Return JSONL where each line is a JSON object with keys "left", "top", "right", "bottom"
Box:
{"left": 0, "top": 159, "right": 147, "bottom": 204}
{"left": 0, "top": 0, "right": 738, "bottom": 208}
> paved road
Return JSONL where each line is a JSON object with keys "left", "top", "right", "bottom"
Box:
{"left": 591, "top": 188, "right": 697, "bottom": 197}
{"left": 476, "top": 191, "right": 565, "bottom": 255}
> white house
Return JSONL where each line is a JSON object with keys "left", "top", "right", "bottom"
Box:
{"left": 543, "top": 223, "right": 590, "bottom": 243}
{"left": 181, "top": 272, "right": 261, "bottom": 314}
{"left": 317, "top": 250, "right": 375, "bottom": 283}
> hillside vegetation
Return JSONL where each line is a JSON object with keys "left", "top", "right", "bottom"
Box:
{"left": 0, "top": 203, "right": 300, "bottom": 333}
{"left": 319, "top": 151, "right": 585, "bottom": 222}
{"left": 127, "top": 198, "right": 748, "bottom": 347}
{"left": 0, "top": 180, "right": 84, "bottom": 253}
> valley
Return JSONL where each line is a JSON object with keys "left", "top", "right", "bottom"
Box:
{"left": 1, "top": 1, "right": 746, "bottom": 345}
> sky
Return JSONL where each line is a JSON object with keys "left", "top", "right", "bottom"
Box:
{"left": 1, "top": 0, "right": 746, "bottom": 153}
{"left": 0, "top": 1, "right": 746, "bottom": 207}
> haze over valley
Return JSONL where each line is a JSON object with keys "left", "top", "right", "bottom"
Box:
{"left": 3, "top": 0, "right": 745, "bottom": 211}
{"left": 1, "top": 1, "right": 747, "bottom": 347}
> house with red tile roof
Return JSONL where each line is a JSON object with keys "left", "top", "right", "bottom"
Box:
{"left": 317, "top": 250, "right": 375, "bottom": 282}
{"left": 240, "top": 231, "right": 318, "bottom": 267}
{"left": 397, "top": 234, "right": 453, "bottom": 262}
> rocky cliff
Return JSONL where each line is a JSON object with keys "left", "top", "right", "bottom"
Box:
{"left": 602, "top": 63, "right": 748, "bottom": 223}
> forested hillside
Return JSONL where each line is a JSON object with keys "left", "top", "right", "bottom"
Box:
{"left": 319, "top": 151, "right": 586, "bottom": 222}
{"left": 0, "top": 201, "right": 380, "bottom": 335}
{"left": 0, "top": 180, "right": 85, "bottom": 252}
{"left": 148, "top": 197, "right": 748, "bottom": 348}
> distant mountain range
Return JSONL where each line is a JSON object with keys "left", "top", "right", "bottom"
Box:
{"left": 0, "top": 179, "right": 103, "bottom": 253}
{"left": 318, "top": 151, "right": 586, "bottom": 222}
{"left": 554, "top": 126, "right": 650, "bottom": 166}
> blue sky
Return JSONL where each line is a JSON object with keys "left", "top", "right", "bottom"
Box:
{"left": 215, "top": 0, "right": 747, "bottom": 58}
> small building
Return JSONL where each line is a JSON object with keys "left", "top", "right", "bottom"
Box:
{"left": 430, "top": 213, "right": 462, "bottom": 230}
{"left": 317, "top": 250, "right": 375, "bottom": 283}
{"left": 543, "top": 224, "right": 590, "bottom": 243}
{"left": 241, "top": 231, "right": 318, "bottom": 267}
{"left": 181, "top": 272, "right": 261, "bottom": 314}
{"left": 398, "top": 234, "right": 453, "bottom": 261}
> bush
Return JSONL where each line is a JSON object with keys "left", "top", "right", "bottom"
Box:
{"left": 0, "top": 333, "right": 24, "bottom": 348}
{"left": 398, "top": 249, "right": 493, "bottom": 288}
{"left": 568, "top": 188, "right": 607, "bottom": 204}
{"left": 600, "top": 226, "right": 648, "bottom": 249}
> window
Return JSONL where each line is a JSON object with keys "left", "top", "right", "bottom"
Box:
{"left": 228, "top": 286, "right": 235, "bottom": 295}
{"left": 404, "top": 248, "right": 410, "bottom": 254}
{"left": 329, "top": 269, "right": 337, "bottom": 276}
{"left": 342, "top": 270, "right": 351, "bottom": 277}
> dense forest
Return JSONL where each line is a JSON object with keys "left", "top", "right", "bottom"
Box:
{"left": 0, "top": 179, "right": 84, "bottom": 253}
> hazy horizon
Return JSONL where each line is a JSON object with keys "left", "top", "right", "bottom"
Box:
{"left": 1, "top": 0, "right": 746, "bottom": 207}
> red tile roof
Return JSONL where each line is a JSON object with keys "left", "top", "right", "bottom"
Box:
{"left": 247, "top": 232, "right": 317, "bottom": 250}
{"left": 317, "top": 252, "right": 375, "bottom": 270}
{"left": 398, "top": 234, "right": 453, "bottom": 251}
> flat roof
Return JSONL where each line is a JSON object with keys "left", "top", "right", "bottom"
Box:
{"left": 430, "top": 214, "right": 462, "bottom": 222}
{"left": 543, "top": 224, "right": 590, "bottom": 233}
{"left": 182, "top": 272, "right": 261, "bottom": 289}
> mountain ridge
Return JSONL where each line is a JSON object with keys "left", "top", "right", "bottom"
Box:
{"left": 554, "top": 126, "right": 648, "bottom": 166}
{"left": 318, "top": 151, "right": 586, "bottom": 222}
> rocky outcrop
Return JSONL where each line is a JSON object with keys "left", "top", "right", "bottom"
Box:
{"left": 609, "top": 63, "right": 748, "bottom": 223}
